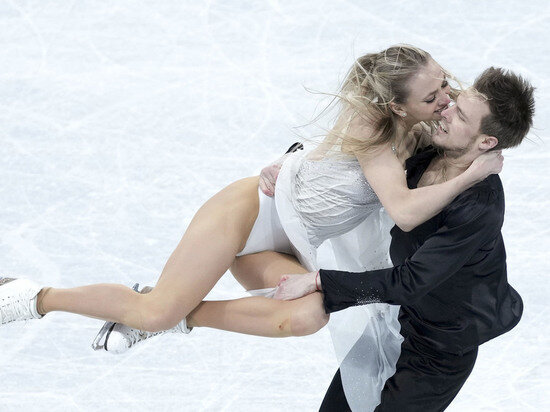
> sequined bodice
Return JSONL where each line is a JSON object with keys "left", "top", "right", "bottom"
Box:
{"left": 292, "top": 156, "right": 381, "bottom": 248}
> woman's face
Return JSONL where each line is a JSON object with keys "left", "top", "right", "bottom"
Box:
{"left": 400, "top": 58, "right": 451, "bottom": 122}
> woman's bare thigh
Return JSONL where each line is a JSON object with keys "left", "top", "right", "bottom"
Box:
{"left": 230, "top": 250, "right": 307, "bottom": 291}
{"left": 147, "top": 176, "right": 261, "bottom": 322}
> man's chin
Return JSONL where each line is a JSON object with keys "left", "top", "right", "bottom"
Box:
{"left": 433, "top": 142, "right": 472, "bottom": 159}
{"left": 432, "top": 138, "right": 446, "bottom": 149}
{"left": 431, "top": 142, "right": 447, "bottom": 154}
{"left": 431, "top": 136, "right": 456, "bottom": 155}
{"left": 431, "top": 134, "right": 447, "bottom": 151}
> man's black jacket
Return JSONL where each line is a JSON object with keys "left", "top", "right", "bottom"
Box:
{"left": 320, "top": 148, "right": 523, "bottom": 355}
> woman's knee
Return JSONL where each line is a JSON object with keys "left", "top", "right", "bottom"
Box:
{"left": 288, "top": 294, "right": 330, "bottom": 336}
{"left": 137, "top": 297, "right": 184, "bottom": 333}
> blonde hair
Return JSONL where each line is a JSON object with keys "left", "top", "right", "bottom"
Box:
{"left": 321, "top": 44, "right": 454, "bottom": 155}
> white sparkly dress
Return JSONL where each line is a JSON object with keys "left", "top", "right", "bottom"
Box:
{"left": 251, "top": 149, "right": 403, "bottom": 411}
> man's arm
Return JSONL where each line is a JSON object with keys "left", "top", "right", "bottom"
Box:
{"left": 320, "top": 187, "right": 503, "bottom": 313}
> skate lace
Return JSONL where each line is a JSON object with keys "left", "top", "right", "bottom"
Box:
{"left": 125, "top": 328, "right": 162, "bottom": 347}
{"left": 1, "top": 298, "right": 31, "bottom": 324}
{"left": 172, "top": 318, "right": 191, "bottom": 334}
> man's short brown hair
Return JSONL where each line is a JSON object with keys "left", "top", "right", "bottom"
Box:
{"left": 473, "top": 67, "right": 535, "bottom": 149}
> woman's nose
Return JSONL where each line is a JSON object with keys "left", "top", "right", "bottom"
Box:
{"left": 439, "top": 92, "right": 451, "bottom": 107}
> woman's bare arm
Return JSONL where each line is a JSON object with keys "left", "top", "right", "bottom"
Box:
{"left": 357, "top": 144, "right": 501, "bottom": 232}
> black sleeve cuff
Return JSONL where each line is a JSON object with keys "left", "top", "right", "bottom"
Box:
{"left": 320, "top": 269, "right": 382, "bottom": 313}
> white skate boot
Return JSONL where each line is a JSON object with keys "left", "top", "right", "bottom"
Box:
{"left": 0, "top": 277, "right": 43, "bottom": 324}
{"left": 91, "top": 283, "right": 192, "bottom": 354}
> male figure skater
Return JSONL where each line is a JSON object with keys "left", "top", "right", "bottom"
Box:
{"left": 274, "top": 67, "right": 535, "bottom": 411}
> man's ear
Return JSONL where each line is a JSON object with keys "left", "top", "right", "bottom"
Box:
{"left": 389, "top": 102, "right": 406, "bottom": 118}
{"left": 479, "top": 135, "right": 498, "bottom": 150}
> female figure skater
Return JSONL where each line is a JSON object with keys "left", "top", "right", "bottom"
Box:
{"left": 0, "top": 45, "right": 501, "bottom": 382}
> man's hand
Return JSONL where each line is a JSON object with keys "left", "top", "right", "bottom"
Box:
{"left": 260, "top": 142, "right": 303, "bottom": 197}
{"left": 273, "top": 271, "right": 319, "bottom": 300}
{"left": 259, "top": 159, "right": 283, "bottom": 197}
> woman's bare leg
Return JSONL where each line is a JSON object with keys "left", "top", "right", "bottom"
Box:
{"left": 187, "top": 251, "right": 329, "bottom": 337}
{"left": 188, "top": 293, "right": 328, "bottom": 337}
{"left": 230, "top": 250, "right": 300, "bottom": 290}
{"left": 38, "top": 177, "right": 261, "bottom": 332}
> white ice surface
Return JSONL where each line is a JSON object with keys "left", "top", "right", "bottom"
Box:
{"left": 0, "top": 1, "right": 549, "bottom": 411}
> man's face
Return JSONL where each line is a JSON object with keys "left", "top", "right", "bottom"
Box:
{"left": 432, "top": 89, "right": 491, "bottom": 158}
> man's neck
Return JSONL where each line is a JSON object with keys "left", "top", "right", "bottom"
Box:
{"left": 418, "top": 150, "right": 473, "bottom": 187}
{"left": 440, "top": 153, "right": 472, "bottom": 181}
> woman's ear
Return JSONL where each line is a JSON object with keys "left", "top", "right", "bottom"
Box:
{"left": 389, "top": 102, "right": 406, "bottom": 117}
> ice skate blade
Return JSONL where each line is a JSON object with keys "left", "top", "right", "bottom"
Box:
{"left": 91, "top": 283, "right": 140, "bottom": 351}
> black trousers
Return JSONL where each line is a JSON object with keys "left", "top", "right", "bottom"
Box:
{"left": 320, "top": 335, "right": 478, "bottom": 411}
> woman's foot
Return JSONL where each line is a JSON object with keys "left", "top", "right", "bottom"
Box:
{"left": 0, "top": 277, "right": 43, "bottom": 324}
{"left": 92, "top": 318, "right": 192, "bottom": 354}
{"left": 91, "top": 283, "right": 192, "bottom": 354}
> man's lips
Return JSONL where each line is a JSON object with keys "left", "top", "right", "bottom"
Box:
{"left": 438, "top": 121, "right": 448, "bottom": 134}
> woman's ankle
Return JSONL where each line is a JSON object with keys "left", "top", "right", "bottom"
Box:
{"left": 36, "top": 287, "right": 52, "bottom": 315}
